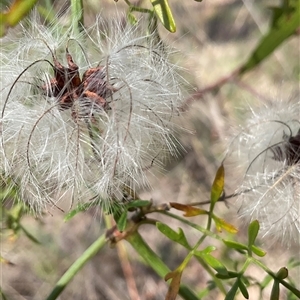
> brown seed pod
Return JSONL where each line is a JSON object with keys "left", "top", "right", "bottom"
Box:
{"left": 271, "top": 129, "right": 300, "bottom": 165}
{"left": 41, "top": 47, "right": 116, "bottom": 117}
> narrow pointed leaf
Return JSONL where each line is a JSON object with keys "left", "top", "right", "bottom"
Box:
{"left": 238, "top": 278, "right": 249, "bottom": 299}
{"left": 64, "top": 203, "right": 90, "bottom": 221}
{"left": 248, "top": 220, "right": 259, "bottom": 247}
{"left": 215, "top": 273, "right": 231, "bottom": 279}
{"left": 156, "top": 222, "right": 190, "bottom": 248}
{"left": 202, "top": 254, "right": 228, "bottom": 275}
{"left": 223, "top": 240, "right": 248, "bottom": 251}
{"left": 117, "top": 211, "right": 128, "bottom": 232}
{"left": 194, "top": 249, "right": 228, "bottom": 276}
{"left": 202, "top": 246, "right": 216, "bottom": 254}
{"left": 241, "top": 1, "right": 300, "bottom": 74}
{"left": 210, "top": 164, "right": 225, "bottom": 206}
{"left": 225, "top": 280, "right": 239, "bottom": 300}
{"left": 169, "top": 202, "right": 208, "bottom": 217}
{"left": 64, "top": 201, "right": 100, "bottom": 221}
{"left": 216, "top": 271, "right": 238, "bottom": 279}
{"left": 150, "top": 0, "right": 176, "bottom": 32}
{"left": 251, "top": 245, "right": 266, "bottom": 257}
{"left": 213, "top": 216, "right": 238, "bottom": 233}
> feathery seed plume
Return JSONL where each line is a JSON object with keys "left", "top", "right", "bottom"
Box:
{"left": 0, "top": 14, "right": 184, "bottom": 213}
{"left": 226, "top": 98, "right": 300, "bottom": 246}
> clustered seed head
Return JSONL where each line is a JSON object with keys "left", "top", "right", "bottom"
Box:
{"left": 226, "top": 98, "right": 300, "bottom": 246}
{"left": 0, "top": 15, "right": 184, "bottom": 213}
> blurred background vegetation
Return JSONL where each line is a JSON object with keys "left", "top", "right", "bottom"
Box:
{"left": 1, "top": 0, "right": 299, "bottom": 299}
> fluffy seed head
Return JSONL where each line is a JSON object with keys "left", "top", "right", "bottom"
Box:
{"left": 225, "top": 98, "right": 300, "bottom": 246}
{"left": 0, "top": 14, "right": 184, "bottom": 213}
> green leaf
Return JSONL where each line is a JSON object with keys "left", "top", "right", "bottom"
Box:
{"left": 194, "top": 250, "right": 228, "bottom": 276}
{"left": 203, "top": 254, "right": 228, "bottom": 276}
{"left": 251, "top": 245, "right": 266, "bottom": 257}
{"left": 126, "top": 200, "right": 151, "bottom": 209}
{"left": 64, "top": 202, "right": 95, "bottom": 221}
{"left": 223, "top": 240, "right": 248, "bottom": 251}
{"left": 248, "top": 220, "right": 260, "bottom": 248}
{"left": 202, "top": 246, "right": 216, "bottom": 255}
{"left": 270, "top": 280, "right": 280, "bottom": 300}
{"left": 65, "top": 197, "right": 117, "bottom": 221}
{"left": 156, "top": 222, "right": 190, "bottom": 249}
{"left": 64, "top": 203, "right": 87, "bottom": 222}
{"left": 150, "top": 0, "right": 176, "bottom": 33}
{"left": 216, "top": 271, "right": 238, "bottom": 279}
{"left": 117, "top": 211, "right": 128, "bottom": 232}
{"left": 210, "top": 164, "right": 225, "bottom": 207}
{"left": 241, "top": 1, "right": 300, "bottom": 74}
{"left": 238, "top": 278, "right": 249, "bottom": 299}
{"left": 225, "top": 280, "right": 239, "bottom": 300}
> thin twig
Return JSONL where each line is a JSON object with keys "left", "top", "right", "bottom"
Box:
{"left": 180, "top": 67, "right": 241, "bottom": 111}
{"left": 117, "top": 242, "right": 141, "bottom": 300}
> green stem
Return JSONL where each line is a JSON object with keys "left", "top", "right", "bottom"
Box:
{"left": 70, "top": 0, "right": 84, "bottom": 34}
{"left": 127, "top": 231, "right": 199, "bottom": 300}
{"left": 46, "top": 234, "right": 106, "bottom": 300}
{"left": 252, "top": 258, "right": 300, "bottom": 298}
{"left": 240, "top": 257, "right": 252, "bottom": 274}
{"left": 158, "top": 212, "right": 226, "bottom": 294}
{"left": 124, "top": 0, "right": 153, "bottom": 14}
{"left": 195, "top": 256, "right": 227, "bottom": 295}
{"left": 161, "top": 211, "right": 223, "bottom": 241}
{"left": 143, "top": 218, "right": 226, "bottom": 294}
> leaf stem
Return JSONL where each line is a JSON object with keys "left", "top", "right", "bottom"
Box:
{"left": 124, "top": 0, "right": 153, "bottom": 14}
{"left": 160, "top": 211, "right": 223, "bottom": 241}
{"left": 126, "top": 231, "right": 199, "bottom": 300}
{"left": 46, "top": 234, "right": 106, "bottom": 300}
